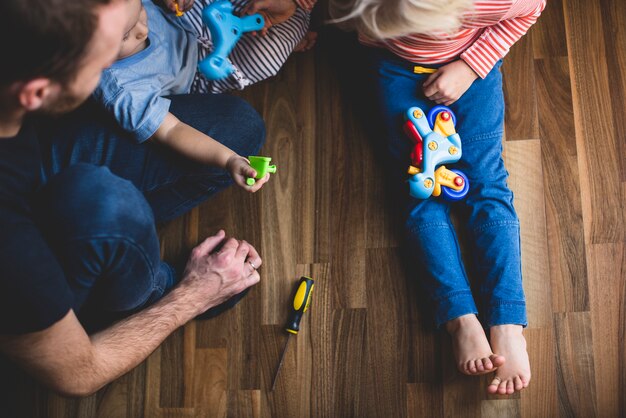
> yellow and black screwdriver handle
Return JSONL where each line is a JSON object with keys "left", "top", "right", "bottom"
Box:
{"left": 286, "top": 276, "right": 315, "bottom": 335}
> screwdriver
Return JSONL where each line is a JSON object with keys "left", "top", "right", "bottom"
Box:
{"left": 270, "top": 276, "right": 315, "bottom": 391}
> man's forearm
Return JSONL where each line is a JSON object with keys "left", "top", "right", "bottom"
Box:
{"left": 0, "top": 232, "right": 256, "bottom": 397}
{"left": 86, "top": 283, "right": 201, "bottom": 393}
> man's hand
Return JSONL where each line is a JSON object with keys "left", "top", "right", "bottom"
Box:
{"left": 422, "top": 60, "right": 479, "bottom": 106}
{"left": 225, "top": 154, "right": 270, "bottom": 192}
{"left": 180, "top": 230, "right": 262, "bottom": 316}
{"left": 163, "top": 0, "right": 194, "bottom": 14}
{"left": 242, "top": 0, "right": 297, "bottom": 36}
{"left": 0, "top": 229, "right": 262, "bottom": 397}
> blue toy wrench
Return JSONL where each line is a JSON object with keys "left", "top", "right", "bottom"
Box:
{"left": 198, "top": 1, "right": 265, "bottom": 80}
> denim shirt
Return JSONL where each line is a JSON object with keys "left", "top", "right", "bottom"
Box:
{"left": 93, "top": 0, "right": 199, "bottom": 143}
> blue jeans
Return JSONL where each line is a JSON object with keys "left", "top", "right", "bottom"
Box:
{"left": 369, "top": 50, "right": 527, "bottom": 328}
{"left": 36, "top": 94, "right": 265, "bottom": 323}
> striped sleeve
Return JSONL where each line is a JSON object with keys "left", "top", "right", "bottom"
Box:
{"left": 460, "top": 0, "right": 546, "bottom": 78}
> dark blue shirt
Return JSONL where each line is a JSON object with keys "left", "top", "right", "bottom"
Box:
{"left": 0, "top": 120, "right": 72, "bottom": 334}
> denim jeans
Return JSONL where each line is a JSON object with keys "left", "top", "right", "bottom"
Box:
{"left": 369, "top": 50, "right": 527, "bottom": 328}
{"left": 36, "top": 94, "right": 265, "bottom": 321}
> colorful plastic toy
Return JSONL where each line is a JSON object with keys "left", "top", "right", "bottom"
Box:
{"left": 173, "top": 1, "right": 184, "bottom": 16}
{"left": 413, "top": 65, "right": 437, "bottom": 74}
{"left": 404, "top": 105, "right": 469, "bottom": 201}
{"left": 198, "top": 1, "right": 264, "bottom": 81}
{"left": 246, "top": 156, "right": 276, "bottom": 186}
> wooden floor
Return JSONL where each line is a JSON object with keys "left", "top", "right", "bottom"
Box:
{"left": 4, "top": 0, "right": 625, "bottom": 416}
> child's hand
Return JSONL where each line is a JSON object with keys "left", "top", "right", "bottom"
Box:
{"left": 163, "top": 0, "right": 194, "bottom": 14}
{"left": 226, "top": 155, "right": 270, "bottom": 192}
{"left": 422, "top": 60, "right": 479, "bottom": 106}
{"left": 241, "top": 0, "right": 297, "bottom": 36}
{"left": 294, "top": 31, "right": 318, "bottom": 52}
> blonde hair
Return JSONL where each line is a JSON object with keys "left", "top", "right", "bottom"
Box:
{"left": 329, "top": 0, "right": 475, "bottom": 40}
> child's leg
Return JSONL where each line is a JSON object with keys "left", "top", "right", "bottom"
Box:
{"left": 187, "top": 0, "right": 310, "bottom": 93}
{"left": 372, "top": 51, "right": 474, "bottom": 326}
{"left": 449, "top": 61, "right": 530, "bottom": 393}
{"left": 370, "top": 50, "right": 502, "bottom": 375}
{"left": 448, "top": 61, "right": 527, "bottom": 328}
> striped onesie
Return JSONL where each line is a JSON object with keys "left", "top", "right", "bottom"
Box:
{"left": 187, "top": 0, "right": 310, "bottom": 93}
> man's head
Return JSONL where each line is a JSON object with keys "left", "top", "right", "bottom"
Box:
{"left": 0, "top": 0, "right": 129, "bottom": 116}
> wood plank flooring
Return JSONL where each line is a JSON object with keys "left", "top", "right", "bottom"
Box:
{"left": 2, "top": 0, "right": 624, "bottom": 416}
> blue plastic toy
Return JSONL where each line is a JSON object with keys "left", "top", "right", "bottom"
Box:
{"left": 198, "top": 1, "right": 265, "bottom": 81}
{"left": 403, "top": 105, "right": 469, "bottom": 201}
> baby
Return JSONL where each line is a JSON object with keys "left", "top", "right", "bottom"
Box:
{"left": 93, "top": 0, "right": 312, "bottom": 188}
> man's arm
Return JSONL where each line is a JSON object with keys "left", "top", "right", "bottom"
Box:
{"left": 0, "top": 230, "right": 262, "bottom": 397}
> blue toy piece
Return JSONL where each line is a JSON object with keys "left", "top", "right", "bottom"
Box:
{"left": 440, "top": 169, "right": 469, "bottom": 201}
{"left": 427, "top": 104, "right": 456, "bottom": 127}
{"left": 405, "top": 106, "right": 469, "bottom": 201}
{"left": 198, "top": 1, "right": 264, "bottom": 80}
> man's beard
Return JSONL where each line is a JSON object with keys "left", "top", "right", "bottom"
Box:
{"left": 36, "top": 88, "right": 86, "bottom": 116}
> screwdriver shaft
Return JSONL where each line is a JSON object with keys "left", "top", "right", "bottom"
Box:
{"left": 271, "top": 334, "right": 291, "bottom": 391}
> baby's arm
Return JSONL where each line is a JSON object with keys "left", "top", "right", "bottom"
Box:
{"left": 153, "top": 113, "right": 269, "bottom": 192}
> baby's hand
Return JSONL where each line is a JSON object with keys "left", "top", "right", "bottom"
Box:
{"left": 241, "top": 0, "right": 297, "bottom": 36}
{"left": 294, "top": 31, "right": 318, "bottom": 52}
{"left": 226, "top": 155, "right": 270, "bottom": 192}
{"left": 422, "top": 60, "right": 479, "bottom": 106}
{"left": 163, "top": 0, "right": 194, "bottom": 14}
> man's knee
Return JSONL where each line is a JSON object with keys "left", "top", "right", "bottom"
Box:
{"left": 37, "top": 164, "right": 155, "bottom": 239}
{"left": 238, "top": 99, "right": 266, "bottom": 155}
{"left": 215, "top": 95, "right": 266, "bottom": 157}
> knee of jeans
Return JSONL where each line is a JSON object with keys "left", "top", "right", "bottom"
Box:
{"left": 466, "top": 181, "right": 519, "bottom": 226}
{"left": 222, "top": 96, "right": 266, "bottom": 157}
{"left": 39, "top": 164, "right": 155, "bottom": 239}
{"left": 404, "top": 198, "right": 451, "bottom": 232}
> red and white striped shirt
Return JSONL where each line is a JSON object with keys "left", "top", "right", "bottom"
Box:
{"left": 359, "top": 0, "right": 546, "bottom": 79}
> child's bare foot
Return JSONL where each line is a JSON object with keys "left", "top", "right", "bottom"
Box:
{"left": 446, "top": 314, "right": 505, "bottom": 375}
{"left": 487, "top": 325, "right": 531, "bottom": 395}
{"left": 294, "top": 31, "right": 317, "bottom": 52}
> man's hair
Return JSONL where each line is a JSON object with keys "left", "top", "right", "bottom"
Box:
{"left": 329, "top": 0, "right": 474, "bottom": 40}
{"left": 0, "top": 0, "right": 113, "bottom": 87}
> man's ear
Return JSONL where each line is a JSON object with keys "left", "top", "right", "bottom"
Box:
{"left": 17, "top": 78, "right": 56, "bottom": 111}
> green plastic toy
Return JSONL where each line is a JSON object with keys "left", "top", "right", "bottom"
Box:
{"left": 247, "top": 156, "right": 277, "bottom": 186}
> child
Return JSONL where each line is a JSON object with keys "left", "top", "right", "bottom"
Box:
{"left": 93, "top": 0, "right": 311, "bottom": 186}
{"left": 332, "top": 0, "right": 546, "bottom": 395}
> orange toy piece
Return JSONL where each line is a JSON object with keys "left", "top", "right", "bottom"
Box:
{"left": 174, "top": 1, "right": 184, "bottom": 16}
{"left": 432, "top": 109, "right": 456, "bottom": 137}
{"left": 431, "top": 166, "right": 465, "bottom": 197}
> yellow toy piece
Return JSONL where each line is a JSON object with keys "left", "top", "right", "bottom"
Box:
{"left": 432, "top": 111, "right": 456, "bottom": 137}
{"left": 413, "top": 66, "right": 437, "bottom": 74}
{"left": 174, "top": 1, "right": 184, "bottom": 16}
{"left": 407, "top": 165, "right": 421, "bottom": 175}
{"left": 431, "top": 166, "right": 464, "bottom": 197}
